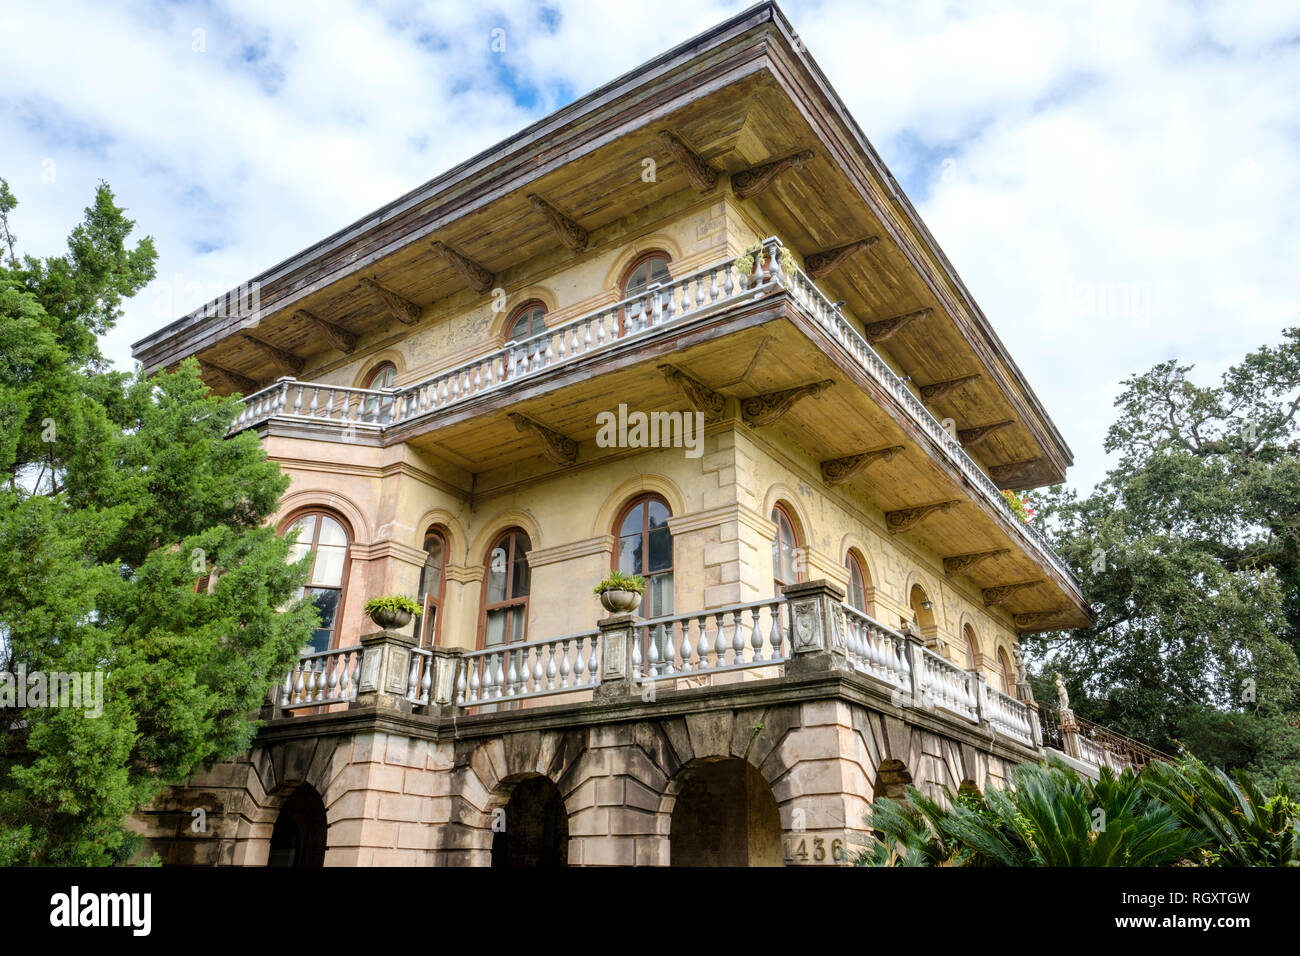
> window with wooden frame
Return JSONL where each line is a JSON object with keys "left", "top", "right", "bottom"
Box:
{"left": 415, "top": 527, "right": 447, "bottom": 648}
{"left": 615, "top": 495, "right": 674, "bottom": 618}
{"left": 845, "top": 550, "right": 872, "bottom": 616}
{"left": 619, "top": 251, "right": 672, "bottom": 333}
{"left": 506, "top": 300, "right": 548, "bottom": 342}
{"left": 361, "top": 361, "right": 397, "bottom": 422}
{"left": 963, "top": 624, "right": 980, "bottom": 671}
{"left": 283, "top": 511, "right": 351, "bottom": 653}
{"left": 998, "top": 647, "right": 1015, "bottom": 695}
{"left": 771, "top": 504, "right": 803, "bottom": 596}
{"left": 480, "top": 529, "right": 531, "bottom": 652}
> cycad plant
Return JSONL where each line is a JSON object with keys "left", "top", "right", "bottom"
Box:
{"left": 1140, "top": 758, "right": 1299, "bottom": 867}
{"left": 859, "top": 759, "right": 1204, "bottom": 867}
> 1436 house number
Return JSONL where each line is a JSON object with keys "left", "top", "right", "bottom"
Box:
{"left": 783, "top": 836, "right": 846, "bottom": 863}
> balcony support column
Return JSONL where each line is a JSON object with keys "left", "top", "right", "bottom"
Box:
{"left": 593, "top": 613, "right": 640, "bottom": 701}
{"left": 781, "top": 579, "right": 850, "bottom": 676}
{"left": 352, "top": 629, "right": 417, "bottom": 714}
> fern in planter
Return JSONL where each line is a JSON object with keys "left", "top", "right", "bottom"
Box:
{"left": 734, "top": 240, "right": 797, "bottom": 278}
{"left": 592, "top": 570, "right": 646, "bottom": 595}
{"left": 364, "top": 596, "right": 421, "bottom": 616}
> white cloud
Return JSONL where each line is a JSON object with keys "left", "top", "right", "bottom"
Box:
{"left": 2, "top": 0, "right": 1297, "bottom": 493}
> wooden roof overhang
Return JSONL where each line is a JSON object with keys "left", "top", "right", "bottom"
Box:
{"left": 132, "top": 1, "right": 1072, "bottom": 492}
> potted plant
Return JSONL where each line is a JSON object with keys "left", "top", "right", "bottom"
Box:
{"left": 593, "top": 570, "right": 646, "bottom": 614}
{"left": 363, "top": 595, "right": 421, "bottom": 630}
{"left": 734, "top": 239, "right": 797, "bottom": 287}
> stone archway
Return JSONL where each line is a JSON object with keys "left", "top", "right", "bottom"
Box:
{"left": 267, "top": 784, "right": 327, "bottom": 867}
{"left": 668, "top": 757, "right": 782, "bottom": 867}
{"left": 491, "top": 775, "right": 570, "bottom": 868}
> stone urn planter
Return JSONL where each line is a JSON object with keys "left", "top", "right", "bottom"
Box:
{"left": 363, "top": 596, "right": 420, "bottom": 631}
{"left": 598, "top": 588, "right": 643, "bottom": 614}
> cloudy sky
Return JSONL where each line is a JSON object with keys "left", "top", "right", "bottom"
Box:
{"left": 2, "top": 0, "right": 1297, "bottom": 492}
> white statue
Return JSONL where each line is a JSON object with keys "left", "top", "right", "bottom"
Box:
{"left": 1054, "top": 672, "right": 1070, "bottom": 711}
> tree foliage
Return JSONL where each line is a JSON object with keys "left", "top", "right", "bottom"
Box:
{"left": 1027, "top": 330, "right": 1300, "bottom": 786}
{"left": 0, "top": 179, "right": 316, "bottom": 864}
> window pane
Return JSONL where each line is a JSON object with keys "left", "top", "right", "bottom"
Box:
{"left": 487, "top": 547, "right": 508, "bottom": 603}
{"left": 509, "top": 607, "right": 527, "bottom": 644}
{"left": 649, "top": 258, "right": 671, "bottom": 285}
{"left": 620, "top": 503, "right": 644, "bottom": 537}
{"left": 289, "top": 515, "right": 316, "bottom": 544}
{"left": 311, "top": 544, "right": 346, "bottom": 586}
{"left": 647, "top": 572, "right": 673, "bottom": 617}
{"left": 647, "top": 500, "right": 670, "bottom": 528}
{"left": 510, "top": 547, "right": 530, "bottom": 598}
{"left": 648, "top": 527, "right": 672, "bottom": 572}
{"left": 485, "top": 608, "right": 506, "bottom": 646}
{"left": 619, "top": 534, "right": 642, "bottom": 575}
{"left": 317, "top": 516, "right": 347, "bottom": 547}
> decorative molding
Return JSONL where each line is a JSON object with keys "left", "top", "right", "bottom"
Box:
{"left": 943, "top": 548, "right": 1011, "bottom": 576}
{"left": 527, "top": 194, "right": 588, "bottom": 253}
{"left": 982, "top": 581, "right": 1043, "bottom": 607}
{"left": 294, "top": 308, "right": 357, "bottom": 354}
{"left": 732, "top": 149, "right": 815, "bottom": 200}
{"left": 958, "top": 420, "right": 1015, "bottom": 448}
{"left": 658, "top": 364, "right": 725, "bottom": 422}
{"left": 864, "top": 307, "right": 933, "bottom": 343}
{"left": 198, "top": 360, "right": 257, "bottom": 394}
{"left": 507, "top": 412, "right": 578, "bottom": 465}
{"left": 989, "top": 458, "right": 1046, "bottom": 485}
{"left": 919, "top": 373, "right": 982, "bottom": 402}
{"left": 657, "top": 130, "right": 719, "bottom": 193}
{"left": 239, "top": 334, "right": 304, "bottom": 376}
{"left": 428, "top": 241, "right": 495, "bottom": 295}
{"left": 819, "top": 445, "right": 905, "bottom": 485}
{"left": 359, "top": 277, "right": 422, "bottom": 325}
{"left": 1014, "top": 611, "right": 1074, "bottom": 633}
{"left": 526, "top": 534, "right": 614, "bottom": 568}
{"left": 740, "top": 380, "right": 834, "bottom": 427}
{"left": 804, "top": 237, "right": 878, "bottom": 278}
{"left": 885, "top": 500, "right": 960, "bottom": 535}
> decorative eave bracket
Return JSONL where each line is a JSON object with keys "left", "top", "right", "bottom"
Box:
{"left": 659, "top": 364, "right": 725, "bottom": 422}
{"left": 527, "top": 194, "right": 588, "bottom": 253}
{"left": 741, "top": 380, "right": 834, "bottom": 427}
{"left": 864, "top": 308, "right": 933, "bottom": 343}
{"left": 359, "top": 277, "right": 422, "bottom": 325}
{"left": 885, "top": 500, "right": 961, "bottom": 535}
{"left": 658, "top": 131, "right": 719, "bottom": 193}
{"left": 732, "top": 150, "right": 815, "bottom": 200}
{"left": 942, "top": 548, "right": 1011, "bottom": 576}
{"left": 805, "top": 237, "right": 879, "bottom": 279}
{"left": 982, "top": 581, "right": 1043, "bottom": 607}
{"left": 199, "top": 359, "right": 257, "bottom": 395}
{"left": 820, "top": 445, "right": 905, "bottom": 485}
{"left": 958, "top": 420, "right": 1015, "bottom": 448}
{"left": 919, "top": 373, "right": 982, "bottom": 403}
{"left": 295, "top": 308, "right": 356, "bottom": 355}
{"left": 239, "top": 334, "right": 304, "bottom": 376}
{"left": 429, "top": 242, "right": 495, "bottom": 296}
{"left": 507, "top": 413, "right": 578, "bottom": 466}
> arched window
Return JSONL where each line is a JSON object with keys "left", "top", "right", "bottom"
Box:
{"left": 284, "top": 511, "right": 351, "bottom": 653}
{"left": 362, "top": 361, "right": 397, "bottom": 422}
{"left": 771, "top": 504, "right": 802, "bottom": 595}
{"left": 908, "top": 584, "right": 936, "bottom": 636}
{"left": 616, "top": 495, "right": 673, "bottom": 617}
{"left": 845, "top": 550, "right": 872, "bottom": 616}
{"left": 963, "top": 624, "right": 980, "bottom": 670}
{"left": 415, "top": 527, "right": 447, "bottom": 648}
{"left": 998, "top": 648, "right": 1015, "bottom": 696}
{"left": 620, "top": 251, "right": 672, "bottom": 333}
{"left": 481, "top": 530, "right": 531, "bottom": 652}
{"left": 506, "top": 301, "right": 548, "bottom": 342}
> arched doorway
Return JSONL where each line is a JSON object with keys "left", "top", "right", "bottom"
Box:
{"left": 491, "top": 776, "right": 569, "bottom": 868}
{"left": 669, "top": 758, "right": 781, "bottom": 867}
{"left": 267, "top": 785, "right": 327, "bottom": 867}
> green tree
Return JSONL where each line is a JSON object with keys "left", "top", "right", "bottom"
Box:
{"left": 0, "top": 179, "right": 315, "bottom": 864}
{"left": 1027, "top": 330, "right": 1300, "bottom": 786}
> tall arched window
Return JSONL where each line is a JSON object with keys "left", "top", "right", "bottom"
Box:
{"left": 998, "top": 647, "right": 1015, "bottom": 696}
{"left": 771, "top": 504, "right": 802, "bottom": 596}
{"left": 415, "top": 527, "right": 447, "bottom": 648}
{"left": 481, "top": 530, "right": 531, "bottom": 652}
{"left": 963, "top": 624, "right": 980, "bottom": 670}
{"left": 506, "top": 301, "right": 548, "bottom": 341}
{"left": 620, "top": 251, "right": 672, "bottom": 333}
{"left": 284, "top": 511, "right": 351, "bottom": 653}
{"left": 362, "top": 361, "right": 397, "bottom": 422}
{"left": 615, "top": 495, "right": 673, "bottom": 617}
{"left": 845, "top": 550, "right": 872, "bottom": 616}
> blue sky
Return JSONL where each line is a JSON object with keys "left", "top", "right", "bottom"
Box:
{"left": 2, "top": 0, "right": 1298, "bottom": 492}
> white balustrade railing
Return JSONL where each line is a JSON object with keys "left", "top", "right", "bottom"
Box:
{"left": 982, "top": 682, "right": 1035, "bottom": 746}
{"left": 455, "top": 630, "right": 601, "bottom": 706}
{"left": 633, "top": 598, "right": 788, "bottom": 681}
{"left": 281, "top": 645, "right": 362, "bottom": 709}
{"left": 841, "top": 603, "right": 910, "bottom": 690}
{"left": 228, "top": 238, "right": 785, "bottom": 437}
{"left": 918, "top": 646, "right": 978, "bottom": 722}
{"left": 406, "top": 647, "right": 434, "bottom": 707}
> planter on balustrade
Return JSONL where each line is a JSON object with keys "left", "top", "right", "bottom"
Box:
{"left": 598, "top": 589, "right": 642, "bottom": 615}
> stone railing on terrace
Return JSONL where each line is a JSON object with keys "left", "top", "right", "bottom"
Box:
{"left": 1038, "top": 703, "right": 1172, "bottom": 772}
{"left": 228, "top": 237, "right": 1079, "bottom": 594}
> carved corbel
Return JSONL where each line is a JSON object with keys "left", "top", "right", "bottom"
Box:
{"left": 507, "top": 413, "right": 578, "bottom": 466}
{"left": 864, "top": 308, "right": 933, "bottom": 343}
{"left": 919, "top": 373, "right": 982, "bottom": 402}
{"left": 199, "top": 360, "right": 257, "bottom": 394}
{"left": 885, "top": 500, "right": 960, "bottom": 535}
{"left": 958, "top": 420, "right": 1014, "bottom": 448}
{"left": 527, "top": 194, "right": 588, "bottom": 253}
{"left": 740, "top": 380, "right": 834, "bottom": 427}
{"left": 657, "top": 130, "right": 719, "bottom": 193}
{"left": 820, "top": 445, "right": 905, "bottom": 485}
{"left": 1014, "top": 611, "right": 1073, "bottom": 633}
{"left": 982, "top": 581, "right": 1043, "bottom": 607}
{"left": 942, "top": 548, "right": 1011, "bottom": 576}
{"left": 239, "top": 334, "right": 304, "bottom": 376}
{"left": 429, "top": 242, "right": 495, "bottom": 296}
{"left": 804, "top": 237, "right": 879, "bottom": 279}
{"left": 359, "top": 277, "right": 422, "bottom": 325}
{"left": 658, "top": 364, "right": 725, "bottom": 422}
{"left": 989, "top": 458, "right": 1046, "bottom": 485}
{"left": 295, "top": 309, "right": 356, "bottom": 355}
{"left": 732, "top": 150, "right": 815, "bottom": 200}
